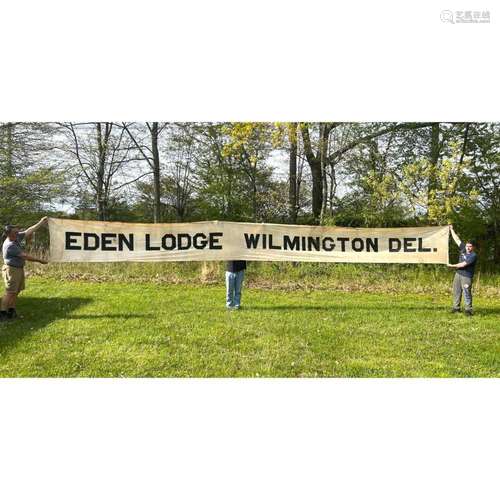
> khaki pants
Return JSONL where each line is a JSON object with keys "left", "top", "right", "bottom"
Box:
{"left": 452, "top": 273, "right": 472, "bottom": 311}
{"left": 2, "top": 265, "right": 26, "bottom": 294}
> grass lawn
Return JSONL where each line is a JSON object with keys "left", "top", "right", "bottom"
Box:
{"left": 0, "top": 278, "right": 498, "bottom": 377}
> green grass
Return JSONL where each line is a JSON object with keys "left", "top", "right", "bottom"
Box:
{"left": 30, "top": 260, "right": 500, "bottom": 296}
{"left": 0, "top": 278, "right": 498, "bottom": 377}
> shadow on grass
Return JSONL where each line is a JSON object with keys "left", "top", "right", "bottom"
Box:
{"left": 470, "top": 307, "right": 500, "bottom": 317}
{"left": 66, "top": 314, "right": 154, "bottom": 319}
{"left": 243, "top": 304, "right": 500, "bottom": 315}
{"left": 169, "top": 303, "right": 446, "bottom": 316}
{"left": 215, "top": 304, "right": 443, "bottom": 313}
{"left": 0, "top": 297, "right": 92, "bottom": 354}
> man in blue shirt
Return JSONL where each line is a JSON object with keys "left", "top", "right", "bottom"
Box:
{"left": 1, "top": 217, "right": 48, "bottom": 321}
{"left": 447, "top": 225, "right": 478, "bottom": 316}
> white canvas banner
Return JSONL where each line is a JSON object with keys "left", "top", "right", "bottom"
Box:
{"left": 48, "top": 218, "right": 450, "bottom": 264}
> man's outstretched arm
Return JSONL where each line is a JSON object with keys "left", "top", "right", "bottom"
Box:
{"left": 24, "top": 216, "right": 49, "bottom": 238}
{"left": 20, "top": 252, "right": 48, "bottom": 264}
{"left": 447, "top": 261, "right": 468, "bottom": 269}
{"left": 449, "top": 225, "right": 462, "bottom": 247}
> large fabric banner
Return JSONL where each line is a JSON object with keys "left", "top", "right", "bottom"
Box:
{"left": 48, "top": 218, "right": 450, "bottom": 264}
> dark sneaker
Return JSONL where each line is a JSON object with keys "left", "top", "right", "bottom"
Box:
{"left": 451, "top": 308, "right": 460, "bottom": 313}
{"left": 6, "top": 309, "right": 17, "bottom": 319}
{"left": 465, "top": 310, "right": 473, "bottom": 316}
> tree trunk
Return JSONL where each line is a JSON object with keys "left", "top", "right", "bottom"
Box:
{"left": 427, "top": 122, "right": 440, "bottom": 214}
{"left": 5, "top": 122, "right": 14, "bottom": 176}
{"left": 311, "top": 162, "right": 323, "bottom": 222}
{"left": 494, "top": 217, "right": 500, "bottom": 264}
{"left": 248, "top": 156, "right": 257, "bottom": 222}
{"left": 300, "top": 124, "right": 323, "bottom": 223}
{"left": 96, "top": 123, "right": 108, "bottom": 221}
{"left": 459, "top": 123, "right": 470, "bottom": 165}
{"left": 288, "top": 123, "right": 298, "bottom": 223}
{"left": 319, "top": 123, "right": 331, "bottom": 223}
{"left": 328, "top": 162, "right": 338, "bottom": 216}
{"left": 151, "top": 122, "right": 161, "bottom": 223}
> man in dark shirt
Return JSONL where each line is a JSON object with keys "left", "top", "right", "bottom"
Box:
{"left": 225, "top": 260, "right": 247, "bottom": 310}
{"left": 447, "top": 225, "right": 478, "bottom": 316}
{"left": 1, "top": 217, "right": 48, "bottom": 321}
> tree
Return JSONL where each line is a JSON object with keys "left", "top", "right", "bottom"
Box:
{"left": 121, "top": 122, "right": 167, "bottom": 223}
{"left": 0, "top": 122, "right": 65, "bottom": 227}
{"left": 463, "top": 123, "right": 500, "bottom": 263}
{"left": 334, "top": 135, "right": 409, "bottom": 227}
{"left": 59, "top": 122, "right": 148, "bottom": 220}
{"left": 221, "top": 122, "right": 275, "bottom": 221}
{"left": 300, "top": 122, "right": 435, "bottom": 223}
{"left": 300, "top": 123, "right": 334, "bottom": 222}
{"left": 288, "top": 122, "right": 298, "bottom": 223}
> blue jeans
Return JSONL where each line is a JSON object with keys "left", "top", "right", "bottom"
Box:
{"left": 226, "top": 270, "right": 244, "bottom": 308}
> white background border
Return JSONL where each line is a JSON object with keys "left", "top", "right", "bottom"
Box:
{"left": 1, "top": 1, "right": 498, "bottom": 499}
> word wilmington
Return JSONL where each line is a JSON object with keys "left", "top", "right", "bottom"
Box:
{"left": 64, "top": 231, "right": 438, "bottom": 253}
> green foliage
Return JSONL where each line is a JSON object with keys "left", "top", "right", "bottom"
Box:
{"left": 0, "top": 122, "right": 66, "bottom": 227}
{"left": 187, "top": 123, "right": 286, "bottom": 222}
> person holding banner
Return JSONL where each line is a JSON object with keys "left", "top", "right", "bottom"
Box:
{"left": 226, "top": 260, "right": 246, "bottom": 310}
{"left": 447, "top": 225, "right": 478, "bottom": 316}
{"left": 1, "top": 217, "right": 48, "bottom": 321}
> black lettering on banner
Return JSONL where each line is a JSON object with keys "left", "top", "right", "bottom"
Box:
{"left": 403, "top": 237, "right": 417, "bottom": 252}
{"left": 389, "top": 238, "right": 402, "bottom": 252}
{"left": 101, "top": 233, "right": 117, "bottom": 251}
{"left": 352, "top": 238, "right": 364, "bottom": 252}
{"left": 145, "top": 234, "right": 160, "bottom": 251}
{"left": 193, "top": 233, "right": 208, "bottom": 250}
{"left": 84, "top": 233, "right": 99, "bottom": 250}
{"left": 63, "top": 227, "right": 437, "bottom": 257}
{"left": 308, "top": 237, "right": 320, "bottom": 251}
{"left": 162, "top": 234, "right": 176, "bottom": 250}
{"left": 338, "top": 237, "right": 349, "bottom": 251}
{"left": 322, "top": 237, "right": 335, "bottom": 251}
{"left": 68, "top": 232, "right": 133, "bottom": 252}
{"left": 244, "top": 233, "right": 260, "bottom": 249}
{"left": 283, "top": 235, "right": 300, "bottom": 251}
{"left": 118, "top": 234, "right": 134, "bottom": 251}
{"left": 366, "top": 238, "right": 378, "bottom": 252}
{"left": 177, "top": 233, "right": 191, "bottom": 250}
{"left": 418, "top": 238, "right": 431, "bottom": 252}
{"left": 65, "top": 232, "right": 82, "bottom": 250}
{"left": 209, "top": 232, "right": 223, "bottom": 250}
{"left": 269, "top": 234, "right": 281, "bottom": 250}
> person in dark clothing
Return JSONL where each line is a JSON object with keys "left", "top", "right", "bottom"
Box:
{"left": 225, "top": 260, "right": 246, "bottom": 310}
{"left": 447, "top": 225, "right": 478, "bottom": 316}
